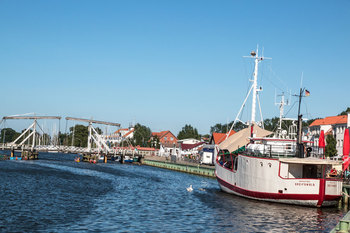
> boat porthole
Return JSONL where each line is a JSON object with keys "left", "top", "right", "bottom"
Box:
{"left": 260, "top": 162, "right": 263, "bottom": 166}
{"left": 268, "top": 163, "right": 272, "bottom": 168}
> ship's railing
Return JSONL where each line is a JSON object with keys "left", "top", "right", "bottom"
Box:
{"left": 238, "top": 144, "right": 325, "bottom": 159}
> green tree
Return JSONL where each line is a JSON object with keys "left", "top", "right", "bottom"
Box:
{"left": 210, "top": 123, "right": 227, "bottom": 134}
{"left": 59, "top": 132, "right": 69, "bottom": 146}
{"left": 325, "top": 134, "right": 337, "bottom": 157}
{"left": 133, "top": 123, "right": 151, "bottom": 147}
{"left": 263, "top": 117, "right": 280, "bottom": 131}
{"left": 177, "top": 124, "right": 200, "bottom": 140}
{"left": 339, "top": 107, "right": 350, "bottom": 116}
{"left": 150, "top": 135, "right": 160, "bottom": 149}
{"left": 69, "top": 124, "right": 89, "bottom": 147}
{"left": 0, "top": 128, "right": 20, "bottom": 143}
{"left": 210, "top": 121, "right": 246, "bottom": 134}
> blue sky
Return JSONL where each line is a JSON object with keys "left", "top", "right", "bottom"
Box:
{"left": 0, "top": 0, "right": 349, "bottom": 135}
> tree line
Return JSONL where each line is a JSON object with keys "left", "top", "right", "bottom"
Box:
{"left": 1, "top": 107, "right": 348, "bottom": 154}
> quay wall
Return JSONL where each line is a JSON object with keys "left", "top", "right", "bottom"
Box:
{"left": 142, "top": 158, "right": 215, "bottom": 178}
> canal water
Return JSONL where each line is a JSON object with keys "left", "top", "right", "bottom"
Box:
{"left": 0, "top": 152, "right": 346, "bottom": 232}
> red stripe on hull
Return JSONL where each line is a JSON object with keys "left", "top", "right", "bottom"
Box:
{"left": 317, "top": 179, "right": 325, "bottom": 207}
{"left": 216, "top": 174, "right": 340, "bottom": 205}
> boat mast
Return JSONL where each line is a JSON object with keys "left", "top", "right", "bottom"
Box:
{"left": 225, "top": 47, "right": 270, "bottom": 139}
{"left": 296, "top": 88, "right": 305, "bottom": 158}
{"left": 251, "top": 49, "right": 259, "bottom": 124}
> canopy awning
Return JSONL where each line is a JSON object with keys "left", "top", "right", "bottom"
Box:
{"left": 219, "top": 123, "right": 273, "bottom": 153}
{"left": 279, "top": 157, "right": 342, "bottom": 165}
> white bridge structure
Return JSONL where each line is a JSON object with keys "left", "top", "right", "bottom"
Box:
{"left": 0, "top": 115, "right": 121, "bottom": 155}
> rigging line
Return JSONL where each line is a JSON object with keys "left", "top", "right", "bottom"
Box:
{"left": 267, "top": 64, "right": 289, "bottom": 89}
{"left": 284, "top": 100, "right": 298, "bottom": 118}
{"left": 303, "top": 101, "right": 311, "bottom": 119}
{"left": 265, "top": 74, "right": 285, "bottom": 93}
{"left": 36, "top": 122, "right": 46, "bottom": 135}
{"left": 266, "top": 65, "right": 288, "bottom": 92}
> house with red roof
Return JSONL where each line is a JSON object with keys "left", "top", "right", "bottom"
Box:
{"left": 151, "top": 130, "right": 178, "bottom": 148}
{"left": 180, "top": 141, "right": 205, "bottom": 158}
{"left": 209, "top": 131, "right": 236, "bottom": 145}
{"left": 150, "top": 130, "right": 178, "bottom": 157}
{"left": 308, "top": 114, "right": 349, "bottom": 155}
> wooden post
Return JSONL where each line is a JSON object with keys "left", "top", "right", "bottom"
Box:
{"left": 104, "top": 154, "right": 107, "bottom": 163}
{"left": 344, "top": 188, "right": 349, "bottom": 207}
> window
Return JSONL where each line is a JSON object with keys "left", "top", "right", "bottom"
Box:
{"left": 164, "top": 137, "right": 167, "bottom": 141}
{"left": 233, "top": 156, "right": 238, "bottom": 171}
{"left": 170, "top": 137, "right": 173, "bottom": 141}
{"left": 303, "top": 165, "right": 318, "bottom": 178}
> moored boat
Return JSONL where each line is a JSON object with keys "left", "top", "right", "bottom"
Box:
{"left": 215, "top": 49, "right": 342, "bottom": 207}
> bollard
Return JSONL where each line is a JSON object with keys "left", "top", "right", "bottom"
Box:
{"left": 104, "top": 155, "right": 107, "bottom": 163}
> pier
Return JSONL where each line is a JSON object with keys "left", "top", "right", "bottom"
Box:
{"left": 143, "top": 156, "right": 215, "bottom": 178}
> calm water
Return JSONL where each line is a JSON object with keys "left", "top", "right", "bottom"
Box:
{"left": 0, "top": 152, "right": 346, "bottom": 232}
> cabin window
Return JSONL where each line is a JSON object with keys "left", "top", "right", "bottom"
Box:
{"left": 233, "top": 156, "right": 238, "bottom": 171}
{"left": 223, "top": 154, "right": 233, "bottom": 170}
{"left": 302, "top": 165, "right": 318, "bottom": 178}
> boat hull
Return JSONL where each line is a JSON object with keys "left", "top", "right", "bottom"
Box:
{"left": 216, "top": 173, "right": 339, "bottom": 207}
{"left": 215, "top": 154, "right": 342, "bottom": 207}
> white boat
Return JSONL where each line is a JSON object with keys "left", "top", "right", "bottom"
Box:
{"left": 215, "top": 49, "right": 342, "bottom": 207}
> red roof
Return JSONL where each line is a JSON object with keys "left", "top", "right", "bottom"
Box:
{"left": 212, "top": 131, "right": 235, "bottom": 145}
{"left": 135, "top": 146, "right": 157, "bottom": 151}
{"left": 181, "top": 142, "right": 205, "bottom": 150}
{"left": 310, "top": 115, "right": 347, "bottom": 127}
{"left": 151, "top": 131, "right": 170, "bottom": 138}
{"left": 114, "top": 128, "right": 129, "bottom": 134}
{"left": 123, "top": 129, "right": 135, "bottom": 138}
{"left": 114, "top": 146, "right": 158, "bottom": 151}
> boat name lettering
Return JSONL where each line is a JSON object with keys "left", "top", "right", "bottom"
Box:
{"left": 295, "top": 182, "right": 315, "bottom": 186}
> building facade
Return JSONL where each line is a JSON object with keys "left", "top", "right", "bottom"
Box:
{"left": 308, "top": 114, "right": 349, "bottom": 155}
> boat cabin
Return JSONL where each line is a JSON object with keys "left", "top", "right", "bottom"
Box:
{"left": 279, "top": 158, "right": 341, "bottom": 179}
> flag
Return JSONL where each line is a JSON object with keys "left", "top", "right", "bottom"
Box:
{"left": 305, "top": 89, "right": 310, "bottom": 96}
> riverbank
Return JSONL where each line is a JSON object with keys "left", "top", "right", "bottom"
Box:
{"left": 143, "top": 156, "right": 215, "bottom": 178}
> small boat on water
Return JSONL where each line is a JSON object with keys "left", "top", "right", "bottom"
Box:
{"left": 124, "top": 156, "right": 134, "bottom": 163}
{"left": 215, "top": 49, "right": 342, "bottom": 207}
{"left": 74, "top": 157, "right": 80, "bottom": 162}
